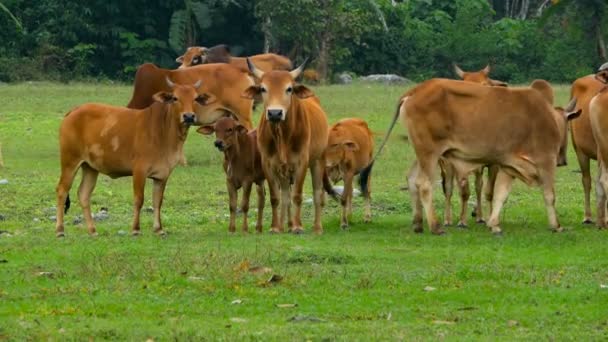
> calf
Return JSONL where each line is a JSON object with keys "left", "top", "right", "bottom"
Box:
{"left": 197, "top": 117, "right": 265, "bottom": 233}
{"left": 243, "top": 59, "right": 329, "bottom": 234}
{"left": 324, "top": 118, "right": 374, "bottom": 229}
{"left": 55, "top": 79, "right": 213, "bottom": 237}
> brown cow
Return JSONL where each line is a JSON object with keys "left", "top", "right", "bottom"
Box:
{"left": 453, "top": 64, "right": 508, "bottom": 87}
{"left": 197, "top": 116, "right": 266, "bottom": 233}
{"left": 55, "top": 80, "right": 214, "bottom": 237}
{"left": 242, "top": 59, "right": 329, "bottom": 234}
{"left": 324, "top": 118, "right": 374, "bottom": 229}
{"left": 379, "top": 79, "right": 580, "bottom": 235}
{"left": 176, "top": 45, "right": 292, "bottom": 72}
{"left": 569, "top": 74, "right": 605, "bottom": 223}
{"left": 589, "top": 62, "right": 608, "bottom": 228}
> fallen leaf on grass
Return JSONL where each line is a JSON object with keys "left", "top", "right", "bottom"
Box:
{"left": 423, "top": 286, "right": 436, "bottom": 292}
{"left": 231, "top": 299, "right": 243, "bottom": 305}
{"left": 268, "top": 274, "right": 283, "bottom": 283}
{"left": 188, "top": 276, "right": 205, "bottom": 281}
{"left": 249, "top": 266, "right": 272, "bottom": 275}
{"left": 230, "top": 317, "right": 247, "bottom": 323}
{"left": 36, "top": 272, "right": 54, "bottom": 278}
{"left": 288, "top": 315, "right": 326, "bottom": 323}
{"left": 234, "top": 260, "right": 250, "bottom": 272}
{"left": 276, "top": 303, "right": 297, "bottom": 308}
{"left": 507, "top": 320, "right": 519, "bottom": 327}
{"left": 432, "top": 320, "right": 455, "bottom": 325}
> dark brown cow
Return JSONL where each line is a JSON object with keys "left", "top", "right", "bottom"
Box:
{"left": 324, "top": 118, "right": 374, "bottom": 229}
{"left": 242, "top": 59, "right": 329, "bottom": 234}
{"left": 589, "top": 62, "right": 608, "bottom": 228}
{"left": 569, "top": 74, "right": 605, "bottom": 223}
{"left": 378, "top": 79, "right": 580, "bottom": 235}
{"left": 176, "top": 45, "right": 292, "bottom": 72}
{"left": 56, "top": 80, "right": 213, "bottom": 237}
{"left": 197, "top": 116, "right": 266, "bottom": 233}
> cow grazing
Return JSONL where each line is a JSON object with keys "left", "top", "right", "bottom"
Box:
{"left": 176, "top": 45, "right": 292, "bottom": 72}
{"left": 242, "top": 59, "right": 330, "bottom": 234}
{"left": 197, "top": 116, "right": 266, "bottom": 233}
{"left": 589, "top": 62, "right": 608, "bottom": 228}
{"left": 379, "top": 79, "right": 580, "bottom": 235}
{"left": 569, "top": 74, "right": 605, "bottom": 223}
{"left": 55, "top": 79, "right": 213, "bottom": 237}
{"left": 324, "top": 118, "right": 374, "bottom": 229}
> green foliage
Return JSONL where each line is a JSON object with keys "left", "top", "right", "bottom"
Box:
{"left": 168, "top": 1, "right": 212, "bottom": 53}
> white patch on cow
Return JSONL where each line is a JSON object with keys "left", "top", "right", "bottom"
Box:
{"left": 111, "top": 136, "right": 120, "bottom": 151}
{"left": 100, "top": 116, "right": 118, "bottom": 137}
{"left": 90, "top": 144, "right": 104, "bottom": 158}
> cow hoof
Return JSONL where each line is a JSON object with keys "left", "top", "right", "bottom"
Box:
{"left": 456, "top": 223, "right": 468, "bottom": 229}
{"left": 582, "top": 219, "right": 594, "bottom": 225}
{"left": 552, "top": 227, "right": 565, "bottom": 233}
{"left": 155, "top": 230, "right": 167, "bottom": 236}
{"left": 476, "top": 219, "right": 486, "bottom": 225}
{"left": 364, "top": 218, "right": 371, "bottom": 224}
{"left": 492, "top": 231, "right": 503, "bottom": 237}
{"left": 132, "top": 230, "right": 141, "bottom": 236}
{"left": 471, "top": 211, "right": 477, "bottom": 218}
{"left": 443, "top": 222, "right": 452, "bottom": 227}
{"left": 413, "top": 225, "right": 423, "bottom": 234}
{"left": 291, "top": 227, "right": 305, "bottom": 235}
{"left": 491, "top": 227, "right": 502, "bottom": 236}
{"left": 56, "top": 232, "right": 65, "bottom": 238}
{"left": 313, "top": 229, "right": 324, "bottom": 235}
{"left": 269, "top": 228, "right": 282, "bottom": 234}
{"left": 431, "top": 228, "right": 446, "bottom": 235}
{"left": 340, "top": 223, "right": 349, "bottom": 230}
{"left": 89, "top": 232, "right": 98, "bottom": 237}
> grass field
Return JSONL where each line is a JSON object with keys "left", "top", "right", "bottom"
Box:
{"left": 1, "top": 81, "right": 607, "bottom": 340}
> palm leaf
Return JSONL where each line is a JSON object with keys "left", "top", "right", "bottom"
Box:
{"left": 191, "top": 2, "right": 212, "bottom": 30}
{"left": 169, "top": 9, "right": 187, "bottom": 53}
{"left": 0, "top": 3, "right": 22, "bottom": 30}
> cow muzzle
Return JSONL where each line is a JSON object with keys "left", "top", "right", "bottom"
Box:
{"left": 183, "top": 113, "right": 196, "bottom": 125}
{"left": 214, "top": 140, "right": 226, "bottom": 151}
{"left": 267, "top": 109, "right": 284, "bottom": 123}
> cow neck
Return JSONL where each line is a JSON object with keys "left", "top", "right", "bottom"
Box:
{"left": 266, "top": 97, "right": 303, "bottom": 164}
{"left": 224, "top": 132, "right": 255, "bottom": 176}
{"left": 145, "top": 102, "right": 190, "bottom": 152}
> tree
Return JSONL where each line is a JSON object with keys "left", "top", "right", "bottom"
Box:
{"left": 168, "top": 0, "right": 212, "bottom": 53}
{"left": 0, "top": 2, "right": 21, "bottom": 30}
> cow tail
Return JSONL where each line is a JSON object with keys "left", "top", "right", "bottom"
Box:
{"left": 64, "top": 194, "right": 71, "bottom": 214}
{"left": 323, "top": 169, "right": 339, "bottom": 200}
{"left": 364, "top": 98, "right": 404, "bottom": 169}
{"left": 358, "top": 161, "right": 374, "bottom": 197}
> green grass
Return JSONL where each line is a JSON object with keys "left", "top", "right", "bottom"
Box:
{"left": 1, "top": 81, "right": 607, "bottom": 340}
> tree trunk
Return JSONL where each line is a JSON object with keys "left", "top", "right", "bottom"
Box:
{"left": 598, "top": 25, "right": 607, "bottom": 62}
{"left": 262, "top": 17, "right": 272, "bottom": 53}
{"left": 317, "top": 33, "right": 331, "bottom": 81}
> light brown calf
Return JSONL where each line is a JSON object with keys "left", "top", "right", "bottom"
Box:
{"left": 243, "top": 59, "right": 329, "bottom": 234}
{"left": 589, "top": 62, "right": 608, "bottom": 228}
{"left": 380, "top": 79, "right": 580, "bottom": 235}
{"left": 197, "top": 116, "right": 266, "bottom": 233}
{"left": 55, "top": 80, "right": 213, "bottom": 237}
{"left": 176, "top": 45, "right": 292, "bottom": 72}
{"left": 325, "top": 118, "right": 374, "bottom": 229}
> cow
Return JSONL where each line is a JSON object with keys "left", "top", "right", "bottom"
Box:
{"left": 377, "top": 78, "right": 580, "bottom": 235}
{"left": 55, "top": 79, "right": 214, "bottom": 237}
{"left": 569, "top": 74, "right": 605, "bottom": 223}
{"left": 242, "top": 58, "right": 330, "bottom": 234}
{"left": 324, "top": 118, "right": 374, "bottom": 229}
{"left": 589, "top": 62, "right": 608, "bottom": 228}
{"left": 197, "top": 116, "right": 266, "bottom": 233}
{"left": 176, "top": 45, "right": 292, "bottom": 72}
{"left": 453, "top": 64, "right": 508, "bottom": 87}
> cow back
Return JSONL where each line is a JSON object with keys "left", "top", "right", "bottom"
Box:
{"left": 570, "top": 75, "right": 604, "bottom": 159}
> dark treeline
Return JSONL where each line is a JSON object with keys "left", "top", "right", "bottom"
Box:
{"left": 0, "top": 0, "right": 606, "bottom": 83}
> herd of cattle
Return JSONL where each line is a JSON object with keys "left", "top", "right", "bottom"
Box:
{"left": 51, "top": 43, "right": 608, "bottom": 238}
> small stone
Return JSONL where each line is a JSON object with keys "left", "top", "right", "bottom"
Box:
{"left": 229, "top": 317, "right": 247, "bottom": 323}
{"left": 231, "top": 299, "right": 243, "bottom": 305}
{"left": 423, "top": 286, "right": 436, "bottom": 292}
{"left": 72, "top": 216, "right": 83, "bottom": 225}
{"left": 507, "top": 320, "right": 519, "bottom": 327}
{"left": 144, "top": 206, "right": 154, "bottom": 213}
{"left": 49, "top": 216, "right": 57, "bottom": 222}
{"left": 360, "top": 74, "right": 411, "bottom": 85}
{"left": 0, "top": 179, "right": 8, "bottom": 185}
{"left": 335, "top": 72, "right": 353, "bottom": 85}
{"left": 117, "top": 230, "right": 128, "bottom": 236}
{"left": 33, "top": 218, "right": 40, "bottom": 223}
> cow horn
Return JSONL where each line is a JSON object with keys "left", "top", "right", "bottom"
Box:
{"left": 482, "top": 64, "right": 491, "bottom": 75}
{"left": 598, "top": 62, "right": 608, "bottom": 72}
{"left": 565, "top": 98, "right": 577, "bottom": 112}
{"left": 453, "top": 63, "right": 465, "bottom": 79}
{"left": 193, "top": 79, "right": 202, "bottom": 89}
{"left": 166, "top": 77, "right": 175, "bottom": 89}
{"left": 247, "top": 58, "right": 264, "bottom": 79}
{"left": 289, "top": 58, "right": 308, "bottom": 79}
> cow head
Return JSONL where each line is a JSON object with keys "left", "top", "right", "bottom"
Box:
{"left": 153, "top": 77, "right": 216, "bottom": 125}
{"left": 453, "top": 63, "right": 507, "bottom": 87}
{"left": 176, "top": 47, "right": 208, "bottom": 69}
{"left": 196, "top": 116, "right": 247, "bottom": 152}
{"left": 242, "top": 58, "right": 313, "bottom": 123}
{"left": 596, "top": 62, "right": 608, "bottom": 84}
{"left": 555, "top": 99, "right": 583, "bottom": 166}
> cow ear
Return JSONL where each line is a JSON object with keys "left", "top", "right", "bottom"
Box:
{"left": 196, "top": 93, "right": 216, "bottom": 106}
{"left": 596, "top": 70, "right": 608, "bottom": 84}
{"left": 293, "top": 84, "right": 314, "bottom": 99}
{"left": 176, "top": 55, "right": 184, "bottom": 63}
{"left": 342, "top": 140, "right": 359, "bottom": 151}
{"left": 565, "top": 108, "right": 582, "bottom": 121}
{"left": 196, "top": 125, "right": 215, "bottom": 135}
{"left": 241, "top": 85, "right": 262, "bottom": 100}
{"left": 236, "top": 124, "right": 248, "bottom": 135}
{"left": 153, "top": 92, "right": 175, "bottom": 103}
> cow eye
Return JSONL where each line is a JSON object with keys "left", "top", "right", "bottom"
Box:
{"left": 172, "top": 96, "right": 178, "bottom": 102}
{"left": 193, "top": 57, "right": 200, "bottom": 64}
{"left": 260, "top": 87, "right": 267, "bottom": 93}
{"left": 226, "top": 128, "right": 233, "bottom": 133}
{"left": 286, "top": 86, "right": 293, "bottom": 93}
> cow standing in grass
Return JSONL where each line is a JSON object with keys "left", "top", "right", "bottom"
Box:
{"left": 243, "top": 59, "right": 330, "bottom": 234}
{"left": 324, "top": 118, "right": 374, "bottom": 229}
{"left": 197, "top": 116, "right": 266, "bottom": 233}
{"left": 589, "top": 62, "right": 608, "bottom": 228}
{"left": 55, "top": 79, "right": 213, "bottom": 237}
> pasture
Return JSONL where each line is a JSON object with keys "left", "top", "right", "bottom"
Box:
{"left": 0, "top": 82, "right": 607, "bottom": 340}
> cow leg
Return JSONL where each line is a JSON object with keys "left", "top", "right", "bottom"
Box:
{"left": 596, "top": 160, "right": 608, "bottom": 229}
{"left": 55, "top": 161, "right": 81, "bottom": 237}
{"left": 131, "top": 171, "right": 146, "bottom": 235}
{"left": 487, "top": 170, "right": 514, "bottom": 235}
{"left": 473, "top": 167, "right": 485, "bottom": 224}
{"left": 363, "top": 170, "right": 372, "bottom": 223}
{"left": 279, "top": 179, "right": 291, "bottom": 233}
{"left": 310, "top": 160, "right": 326, "bottom": 234}
{"left": 152, "top": 178, "right": 168, "bottom": 235}
{"left": 226, "top": 179, "right": 238, "bottom": 233}
{"left": 268, "top": 178, "right": 282, "bottom": 233}
{"left": 77, "top": 164, "right": 99, "bottom": 236}
{"left": 290, "top": 163, "right": 308, "bottom": 234}
{"left": 440, "top": 161, "right": 454, "bottom": 226}
{"left": 417, "top": 157, "right": 443, "bottom": 235}
{"left": 457, "top": 176, "right": 470, "bottom": 228}
{"left": 240, "top": 182, "right": 253, "bottom": 233}
{"left": 540, "top": 170, "right": 562, "bottom": 232}
{"left": 407, "top": 161, "right": 424, "bottom": 233}
{"left": 484, "top": 165, "right": 499, "bottom": 220}
{"left": 576, "top": 152, "right": 593, "bottom": 224}
{"left": 340, "top": 170, "right": 355, "bottom": 229}
{"left": 255, "top": 183, "right": 265, "bottom": 233}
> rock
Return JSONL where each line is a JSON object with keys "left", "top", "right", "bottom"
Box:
{"left": 331, "top": 186, "right": 361, "bottom": 197}
{"left": 0, "top": 214, "right": 5, "bottom": 221}
{"left": 117, "top": 230, "right": 128, "bottom": 236}
{"left": 423, "top": 286, "right": 436, "bottom": 292}
{"left": 93, "top": 208, "right": 109, "bottom": 221}
{"left": 335, "top": 72, "right": 353, "bottom": 84}
{"left": 0, "top": 179, "right": 8, "bottom": 185}
{"left": 72, "top": 216, "right": 83, "bottom": 225}
{"left": 33, "top": 218, "right": 40, "bottom": 223}
{"left": 360, "top": 74, "right": 411, "bottom": 85}
{"left": 144, "top": 206, "right": 154, "bottom": 213}
{"left": 49, "top": 216, "right": 57, "bottom": 222}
